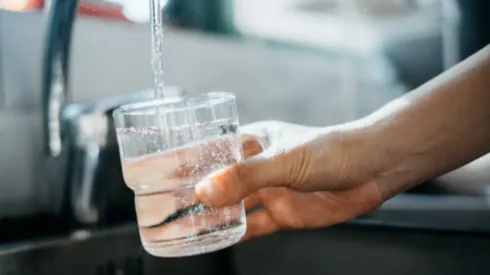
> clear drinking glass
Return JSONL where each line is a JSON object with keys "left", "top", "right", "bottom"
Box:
{"left": 113, "top": 92, "right": 246, "bottom": 257}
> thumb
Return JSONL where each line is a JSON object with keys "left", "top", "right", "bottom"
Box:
{"left": 195, "top": 146, "right": 308, "bottom": 206}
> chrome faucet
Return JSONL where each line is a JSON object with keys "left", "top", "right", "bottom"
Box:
{"left": 42, "top": 0, "right": 80, "bottom": 157}
{"left": 39, "top": 1, "right": 183, "bottom": 224}
{"left": 40, "top": 0, "right": 154, "bottom": 224}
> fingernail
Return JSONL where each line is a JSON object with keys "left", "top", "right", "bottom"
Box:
{"left": 195, "top": 177, "right": 222, "bottom": 205}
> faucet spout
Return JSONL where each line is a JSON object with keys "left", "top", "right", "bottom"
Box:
{"left": 42, "top": 0, "right": 80, "bottom": 157}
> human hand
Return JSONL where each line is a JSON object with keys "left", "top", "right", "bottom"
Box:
{"left": 195, "top": 120, "right": 391, "bottom": 241}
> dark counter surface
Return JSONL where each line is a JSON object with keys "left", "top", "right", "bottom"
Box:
{"left": 353, "top": 193, "right": 490, "bottom": 234}
{"left": 232, "top": 191, "right": 490, "bottom": 275}
{"left": 1, "top": 193, "right": 490, "bottom": 275}
{"left": 2, "top": 192, "right": 490, "bottom": 254}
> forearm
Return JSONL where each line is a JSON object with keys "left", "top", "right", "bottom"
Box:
{"left": 364, "top": 45, "right": 490, "bottom": 199}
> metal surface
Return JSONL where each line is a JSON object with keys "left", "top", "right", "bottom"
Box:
{"left": 2, "top": 208, "right": 490, "bottom": 275}
{"left": 0, "top": 14, "right": 4, "bottom": 108}
{"left": 42, "top": 0, "right": 80, "bottom": 157}
{"left": 0, "top": 0, "right": 182, "bottom": 222}
{"left": 64, "top": 90, "right": 152, "bottom": 224}
{"left": 65, "top": 87, "right": 186, "bottom": 225}
{"left": 0, "top": 1, "right": 83, "bottom": 219}
{"left": 234, "top": 224, "right": 490, "bottom": 275}
{"left": 0, "top": 224, "right": 234, "bottom": 275}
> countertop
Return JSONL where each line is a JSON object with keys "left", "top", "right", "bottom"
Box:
{"left": 354, "top": 193, "right": 490, "bottom": 234}
{"left": 1, "top": 192, "right": 490, "bottom": 275}
{"left": 2, "top": 192, "right": 490, "bottom": 254}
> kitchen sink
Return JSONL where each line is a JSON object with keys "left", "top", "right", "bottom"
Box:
{"left": 2, "top": 192, "right": 490, "bottom": 275}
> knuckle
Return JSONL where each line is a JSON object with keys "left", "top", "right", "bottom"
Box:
{"left": 283, "top": 146, "right": 312, "bottom": 189}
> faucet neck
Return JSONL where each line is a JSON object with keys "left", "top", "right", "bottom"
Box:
{"left": 42, "top": 0, "right": 80, "bottom": 157}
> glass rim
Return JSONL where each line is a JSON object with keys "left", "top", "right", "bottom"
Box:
{"left": 112, "top": 91, "right": 235, "bottom": 118}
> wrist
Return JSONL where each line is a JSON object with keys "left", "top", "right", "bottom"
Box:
{"left": 345, "top": 117, "right": 421, "bottom": 200}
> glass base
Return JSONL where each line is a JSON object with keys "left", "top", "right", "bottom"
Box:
{"left": 143, "top": 224, "right": 246, "bottom": 257}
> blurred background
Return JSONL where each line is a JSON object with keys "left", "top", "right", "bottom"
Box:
{"left": 0, "top": 0, "right": 490, "bottom": 274}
